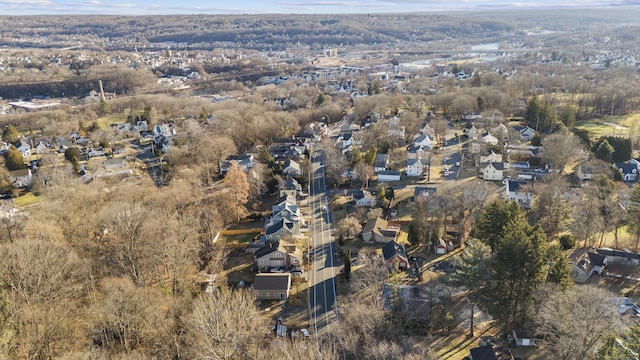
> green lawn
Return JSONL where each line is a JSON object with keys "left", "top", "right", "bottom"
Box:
{"left": 574, "top": 114, "right": 639, "bottom": 138}
{"left": 224, "top": 232, "right": 261, "bottom": 245}
{"left": 227, "top": 220, "right": 265, "bottom": 230}
{"left": 13, "top": 192, "right": 40, "bottom": 207}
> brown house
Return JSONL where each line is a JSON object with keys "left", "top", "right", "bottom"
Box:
{"left": 362, "top": 217, "right": 399, "bottom": 243}
{"left": 253, "top": 273, "right": 292, "bottom": 300}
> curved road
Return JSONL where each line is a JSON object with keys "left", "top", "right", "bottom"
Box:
{"left": 308, "top": 150, "right": 339, "bottom": 343}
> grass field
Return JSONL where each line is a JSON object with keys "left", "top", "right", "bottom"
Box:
{"left": 13, "top": 192, "right": 40, "bottom": 207}
{"left": 575, "top": 114, "right": 640, "bottom": 138}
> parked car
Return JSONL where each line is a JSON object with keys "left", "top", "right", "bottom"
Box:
{"left": 270, "top": 268, "right": 284, "bottom": 273}
{"left": 300, "top": 328, "right": 310, "bottom": 338}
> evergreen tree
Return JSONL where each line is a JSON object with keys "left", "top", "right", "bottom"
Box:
{"left": 1, "top": 125, "right": 20, "bottom": 145}
{"left": 5, "top": 147, "right": 25, "bottom": 171}
{"left": 595, "top": 139, "right": 615, "bottom": 163}
{"left": 99, "top": 97, "right": 110, "bottom": 115}
{"left": 344, "top": 249, "right": 352, "bottom": 280}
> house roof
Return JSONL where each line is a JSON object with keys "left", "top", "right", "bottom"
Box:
{"left": 489, "top": 162, "right": 504, "bottom": 171}
{"left": 265, "top": 219, "right": 295, "bottom": 236}
{"left": 407, "top": 158, "right": 421, "bottom": 166}
{"left": 507, "top": 180, "right": 530, "bottom": 192}
{"left": 353, "top": 189, "right": 374, "bottom": 201}
{"left": 253, "top": 273, "right": 291, "bottom": 291}
{"left": 10, "top": 169, "right": 31, "bottom": 178}
{"left": 469, "top": 345, "right": 514, "bottom": 360}
{"left": 378, "top": 170, "right": 401, "bottom": 176}
{"left": 281, "top": 178, "right": 302, "bottom": 191}
{"left": 283, "top": 159, "right": 301, "bottom": 172}
{"left": 363, "top": 217, "right": 388, "bottom": 235}
{"left": 374, "top": 153, "right": 389, "bottom": 167}
{"left": 614, "top": 163, "right": 638, "bottom": 175}
{"left": 381, "top": 240, "right": 407, "bottom": 262}
{"left": 254, "top": 241, "right": 279, "bottom": 258}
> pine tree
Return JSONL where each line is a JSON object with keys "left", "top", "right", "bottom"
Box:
{"left": 344, "top": 249, "right": 352, "bottom": 280}
{"left": 5, "top": 147, "right": 25, "bottom": 171}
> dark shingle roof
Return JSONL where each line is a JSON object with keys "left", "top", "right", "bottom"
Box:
{"left": 253, "top": 273, "right": 291, "bottom": 291}
{"left": 381, "top": 240, "right": 407, "bottom": 262}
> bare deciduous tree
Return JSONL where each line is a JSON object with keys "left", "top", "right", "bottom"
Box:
{"left": 536, "top": 285, "right": 625, "bottom": 360}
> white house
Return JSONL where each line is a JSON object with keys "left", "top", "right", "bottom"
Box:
{"left": 374, "top": 154, "right": 389, "bottom": 173}
{"left": 412, "top": 133, "right": 434, "bottom": 149}
{"left": 480, "top": 162, "right": 504, "bottom": 181}
{"left": 282, "top": 159, "right": 301, "bottom": 177}
{"left": 514, "top": 125, "right": 536, "bottom": 141}
{"left": 479, "top": 150, "right": 503, "bottom": 164}
{"left": 354, "top": 189, "right": 377, "bottom": 207}
{"left": 406, "top": 158, "right": 424, "bottom": 177}
{"left": 613, "top": 163, "right": 638, "bottom": 182}
{"left": 505, "top": 180, "right": 534, "bottom": 207}
{"left": 15, "top": 141, "right": 31, "bottom": 160}
{"left": 10, "top": 168, "right": 32, "bottom": 188}
{"left": 482, "top": 133, "right": 499, "bottom": 146}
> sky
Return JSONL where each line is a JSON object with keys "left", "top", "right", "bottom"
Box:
{"left": 1, "top": 0, "right": 640, "bottom": 15}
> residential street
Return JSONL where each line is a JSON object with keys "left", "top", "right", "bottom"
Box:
{"left": 308, "top": 149, "right": 339, "bottom": 339}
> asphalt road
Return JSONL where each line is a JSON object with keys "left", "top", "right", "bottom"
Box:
{"left": 308, "top": 149, "right": 339, "bottom": 341}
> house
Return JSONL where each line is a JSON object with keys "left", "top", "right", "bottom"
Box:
{"left": 374, "top": 153, "right": 389, "bottom": 173}
{"left": 104, "top": 158, "right": 126, "bottom": 171}
{"left": 480, "top": 162, "right": 504, "bottom": 181}
{"left": 136, "top": 121, "right": 149, "bottom": 132}
{"left": 253, "top": 273, "right": 292, "bottom": 300}
{"left": 511, "top": 330, "right": 537, "bottom": 347}
{"left": 465, "top": 124, "right": 480, "bottom": 140}
{"left": 613, "top": 163, "right": 638, "bottom": 182}
{"left": 87, "top": 148, "right": 107, "bottom": 158}
{"left": 469, "top": 344, "right": 514, "bottom": 360}
{"left": 264, "top": 219, "right": 300, "bottom": 241}
{"left": 153, "top": 123, "right": 176, "bottom": 138}
{"left": 412, "top": 133, "right": 434, "bottom": 149}
{"left": 406, "top": 145, "right": 428, "bottom": 160}
{"left": 505, "top": 180, "right": 534, "bottom": 207}
{"left": 267, "top": 203, "right": 304, "bottom": 227}
{"left": 406, "top": 158, "right": 424, "bottom": 177}
{"left": 362, "top": 217, "right": 399, "bottom": 243}
{"left": 377, "top": 170, "right": 401, "bottom": 182}
{"left": 55, "top": 138, "right": 73, "bottom": 152}
{"left": 414, "top": 186, "right": 436, "bottom": 200}
{"left": 353, "top": 189, "right": 377, "bottom": 207}
{"left": 15, "top": 141, "right": 31, "bottom": 160}
{"left": 279, "top": 178, "right": 302, "bottom": 199}
{"left": 272, "top": 194, "right": 297, "bottom": 213}
{"left": 480, "top": 150, "right": 503, "bottom": 164}
{"left": 219, "top": 154, "right": 256, "bottom": 174}
{"left": 381, "top": 283, "right": 424, "bottom": 311}
{"left": 381, "top": 240, "right": 409, "bottom": 269}
{"left": 254, "top": 241, "right": 302, "bottom": 270}
{"left": 35, "top": 140, "right": 50, "bottom": 155}
{"left": 282, "top": 159, "right": 301, "bottom": 177}
{"left": 513, "top": 125, "right": 536, "bottom": 141}
{"left": 576, "top": 163, "right": 594, "bottom": 181}
{"left": 10, "top": 169, "right": 32, "bottom": 188}
{"left": 568, "top": 247, "right": 607, "bottom": 283}
{"left": 490, "top": 123, "right": 508, "bottom": 139}
{"left": 481, "top": 132, "right": 499, "bottom": 146}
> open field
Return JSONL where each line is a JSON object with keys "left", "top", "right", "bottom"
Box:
{"left": 575, "top": 114, "right": 640, "bottom": 138}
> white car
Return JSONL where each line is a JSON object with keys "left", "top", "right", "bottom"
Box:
{"left": 300, "top": 328, "right": 310, "bottom": 338}
{"left": 270, "top": 268, "right": 284, "bottom": 273}
{"left": 322, "top": 205, "right": 327, "bottom": 211}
